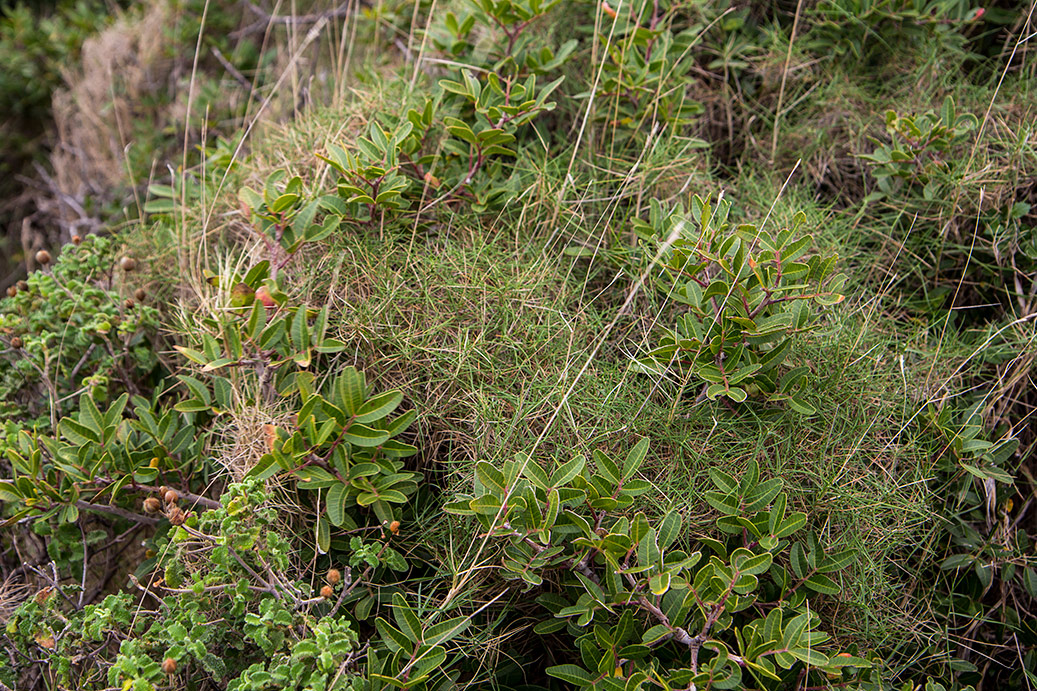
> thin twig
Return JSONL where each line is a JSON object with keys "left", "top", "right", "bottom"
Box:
{"left": 210, "top": 46, "right": 252, "bottom": 90}
{"left": 232, "top": 1, "right": 359, "bottom": 39}
{"left": 76, "top": 501, "right": 160, "bottom": 525}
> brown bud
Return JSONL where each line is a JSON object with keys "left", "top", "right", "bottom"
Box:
{"left": 161, "top": 657, "right": 177, "bottom": 675}
{"left": 124, "top": 298, "right": 135, "bottom": 309}
{"left": 17, "top": 280, "right": 28, "bottom": 292}
{"left": 320, "top": 585, "right": 334, "bottom": 598}
{"left": 164, "top": 490, "right": 179, "bottom": 505}
{"left": 120, "top": 256, "right": 137, "bottom": 272}
{"left": 326, "top": 568, "right": 341, "bottom": 585}
{"left": 6, "top": 286, "right": 16, "bottom": 298}
{"left": 388, "top": 520, "right": 401, "bottom": 535}
{"left": 71, "top": 235, "right": 82, "bottom": 245}
{"left": 167, "top": 505, "right": 186, "bottom": 526}
{"left": 134, "top": 288, "right": 146, "bottom": 302}
{"left": 10, "top": 337, "right": 22, "bottom": 349}
{"left": 35, "top": 250, "right": 51, "bottom": 265}
{"left": 158, "top": 486, "right": 169, "bottom": 496}
{"left": 143, "top": 497, "right": 162, "bottom": 514}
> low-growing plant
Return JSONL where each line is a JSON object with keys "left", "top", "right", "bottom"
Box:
{"left": 0, "top": 234, "right": 160, "bottom": 428}
{"left": 429, "top": 1, "right": 576, "bottom": 75}
{"left": 1, "top": 260, "right": 427, "bottom": 685}
{"left": 921, "top": 401, "right": 1037, "bottom": 684}
{"left": 632, "top": 194, "right": 845, "bottom": 413}
{"left": 2, "top": 476, "right": 369, "bottom": 690}
{"left": 592, "top": 0, "right": 705, "bottom": 149}
{"left": 860, "top": 97, "right": 979, "bottom": 201}
{"left": 928, "top": 400, "right": 1018, "bottom": 487}
{"left": 237, "top": 71, "right": 563, "bottom": 241}
{"left": 804, "top": 0, "right": 981, "bottom": 65}
{"left": 299, "top": 0, "right": 572, "bottom": 225}
{"left": 237, "top": 172, "right": 342, "bottom": 274}
{"left": 446, "top": 442, "right": 872, "bottom": 689}
{"left": 0, "top": 390, "right": 210, "bottom": 534}
{"left": 171, "top": 264, "right": 421, "bottom": 552}
{"left": 315, "top": 71, "right": 562, "bottom": 220}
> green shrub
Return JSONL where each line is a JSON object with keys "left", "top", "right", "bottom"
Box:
{"left": 804, "top": 0, "right": 979, "bottom": 64}
{"left": 860, "top": 98, "right": 1036, "bottom": 318}
{"left": 0, "top": 254, "right": 422, "bottom": 688}
{"left": 591, "top": 0, "right": 705, "bottom": 150}
{"left": 924, "top": 401, "right": 1036, "bottom": 684}
{"left": 446, "top": 446, "right": 871, "bottom": 689}
{"left": 632, "top": 194, "right": 845, "bottom": 413}
{"left": 0, "top": 234, "right": 160, "bottom": 428}
{"left": 859, "top": 97, "right": 979, "bottom": 202}
{"left": 3, "top": 477, "right": 368, "bottom": 690}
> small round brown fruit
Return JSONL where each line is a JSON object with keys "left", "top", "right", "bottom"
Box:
{"left": 124, "top": 298, "right": 135, "bottom": 309}
{"left": 158, "top": 486, "right": 169, "bottom": 496}
{"left": 326, "top": 568, "right": 341, "bottom": 585}
{"left": 164, "top": 490, "right": 179, "bottom": 505}
{"left": 6, "top": 286, "right": 16, "bottom": 298}
{"left": 120, "top": 256, "right": 137, "bottom": 272}
{"left": 320, "top": 585, "right": 334, "bottom": 599}
{"left": 16, "top": 280, "right": 28, "bottom": 292}
{"left": 143, "top": 497, "right": 162, "bottom": 514}
{"left": 161, "top": 657, "right": 177, "bottom": 675}
{"left": 388, "top": 520, "right": 401, "bottom": 535}
{"left": 167, "top": 505, "right": 186, "bottom": 526}
{"left": 134, "top": 288, "right": 146, "bottom": 302}
{"left": 35, "top": 250, "right": 51, "bottom": 265}
{"left": 71, "top": 235, "right": 82, "bottom": 245}
{"left": 10, "top": 337, "right": 22, "bottom": 349}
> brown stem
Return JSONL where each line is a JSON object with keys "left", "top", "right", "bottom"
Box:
{"left": 76, "top": 500, "right": 160, "bottom": 525}
{"left": 620, "top": 570, "right": 695, "bottom": 646}
{"left": 328, "top": 542, "right": 391, "bottom": 616}
{"left": 89, "top": 477, "right": 221, "bottom": 511}
{"left": 231, "top": 1, "right": 361, "bottom": 39}
{"left": 181, "top": 524, "right": 280, "bottom": 599}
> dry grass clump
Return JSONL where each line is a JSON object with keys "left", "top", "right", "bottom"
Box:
{"left": 0, "top": 575, "right": 31, "bottom": 625}
{"left": 212, "top": 404, "right": 295, "bottom": 483}
{"left": 6, "top": 0, "right": 173, "bottom": 265}
{"left": 46, "top": 3, "right": 172, "bottom": 233}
